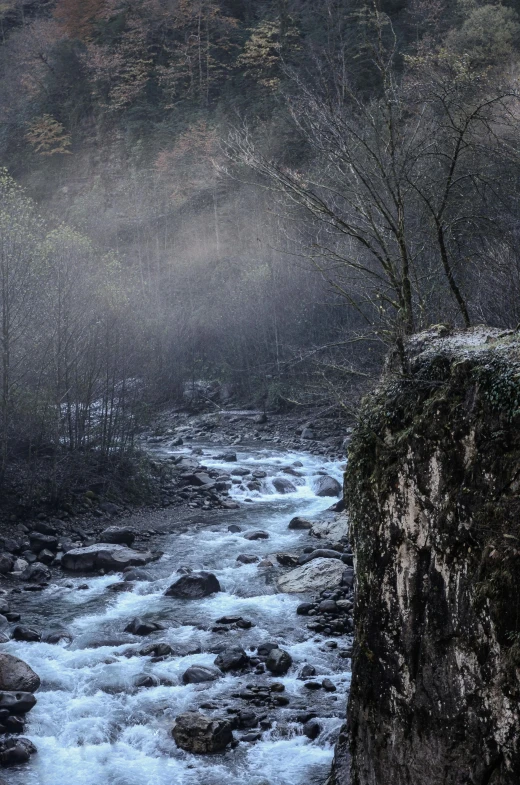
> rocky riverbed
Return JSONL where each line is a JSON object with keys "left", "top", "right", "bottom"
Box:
{"left": 0, "top": 427, "right": 353, "bottom": 785}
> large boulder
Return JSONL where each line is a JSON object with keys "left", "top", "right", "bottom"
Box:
{"left": 314, "top": 475, "right": 342, "bottom": 497}
{"left": 182, "top": 665, "right": 221, "bottom": 684}
{"left": 172, "top": 712, "right": 233, "bottom": 754}
{"left": 62, "top": 544, "right": 154, "bottom": 572}
{"left": 277, "top": 558, "right": 345, "bottom": 593}
{"left": 0, "top": 654, "right": 40, "bottom": 693}
{"left": 99, "top": 526, "right": 136, "bottom": 546}
{"left": 164, "top": 571, "right": 221, "bottom": 599}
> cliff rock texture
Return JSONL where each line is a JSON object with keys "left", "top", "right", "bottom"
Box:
{"left": 338, "top": 327, "right": 520, "bottom": 785}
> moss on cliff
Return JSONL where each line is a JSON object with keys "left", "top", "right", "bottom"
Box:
{"left": 343, "top": 327, "right": 520, "bottom": 785}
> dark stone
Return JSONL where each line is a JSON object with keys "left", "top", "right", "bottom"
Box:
{"left": 165, "top": 572, "right": 221, "bottom": 599}
{"left": 272, "top": 478, "right": 297, "bottom": 494}
{"left": 276, "top": 553, "right": 299, "bottom": 567}
{"left": 38, "top": 549, "right": 55, "bottom": 565}
{"left": 0, "top": 555, "right": 13, "bottom": 575}
{"left": 214, "top": 646, "right": 249, "bottom": 672}
{"left": 139, "top": 642, "right": 173, "bottom": 658}
{"left": 0, "top": 691, "right": 37, "bottom": 714}
{"left": 303, "top": 719, "right": 321, "bottom": 740}
{"left": 182, "top": 665, "right": 221, "bottom": 684}
{"left": 298, "top": 549, "right": 342, "bottom": 565}
{"left": 265, "top": 647, "right": 293, "bottom": 675}
{"left": 0, "top": 654, "right": 40, "bottom": 692}
{"left": 0, "top": 737, "right": 37, "bottom": 766}
{"left": 318, "top": 600, "right": 339, "bottom": 614}
{"left": 100, "top": 526, "right": 136, "bottom": 546}
{"left": 296, "top": 603, "right": 314, "bottom": 616}
{"left": 29, "top": 532, "right": 59, "bottom": 553}
{"left": 134, "top": 673, "right": 160, "bottom": 689}
{"left": 298, "top": 664, "right": 316, "bottom": 679}
{"left": 341, "top": 567, "right": 355, "bottom": 587}
{"left": 228, "top": 525, "right": 242, "bottom": 533}
{"left": 42, "top": 630, "right": 73, "bottom": 645}
{"left": 123, "top": 568, "right": 153, "bottom": 582}
{"left": 12, "top": 626, "right": 41, "bottom": 643}
{"left": 124, "top": 617, "right": 164, "bottom": 636}
{"left": 303, "top": 681, "right": 322, "bottom": 690}
{"left": 243, "top": 530, "right": 269, "bottom": 540}
{"left": 236, "top": 554, "right": 259, "bottom": 564}
{"left": 288, "top": 517, "right": 313, "bottom": 530}
{"left": 172, "top": 712, "right": 233, "bottom": 754}
{"left": 20, "top": 562, "right": 51, "bottom": 583}
{"left": 256, "top": 642, "right": 279, "bottom": 657}
{"left": 314, "top": 475, "right": 342, "bottom": 497}
{"left": 5, "top": 715, "right": 24, "bottom": 733}
{"left": 322, "top": 678, "right": 336, "bottom": 692}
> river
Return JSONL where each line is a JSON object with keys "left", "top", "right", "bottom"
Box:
{"left": 3, "top": 444, "right": 350, "bottom": 785}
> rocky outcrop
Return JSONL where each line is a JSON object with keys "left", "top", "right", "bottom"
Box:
{"left": 337, "top": 327, "right": 520, "bottom": 785}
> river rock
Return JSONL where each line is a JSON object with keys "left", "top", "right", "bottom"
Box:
{"left": 310, "top": 517, "right": 349, "bottom": 543}
{"left": 272, "top": 478, "right": 296, "bottom": 494}
{"left": 124, "top": 617, "right": 164, "bottom": 636}
{"left": 236, "top": 554, "right": 259, "bottom": 564}
{"left": 277, "top": 558, "right": 345, "bottom": 593}
{"left": 0, "top": 555, "right": 13, "bottom": 575}
{"left": 12, "top": 626, "right": 41, "bottom": 643}
{"left": 99, "top": 526, "right": 136, "bottom": 546}
{"left": 314, "top": 475, "right": 341, "bottom": 497}
{"left": 0, "top": 654, "right": 40, "bottom": 693}
{"left": 298, "top": 549, "right": 342, "bottom": 565}
{"left": 214, "top": 645, "right": 249, "bottom": 671}
{"left": 134, "top": 673, "right": 160, "bottom": 689}
{"left": 0, "top": 691, "right": 37, "bottom": 714}
{"left": 288, "top": 517, "right": 313, "bottom": 530}
{"left": 165, "top": 571, "right": 221, "bottom": 599}
{"left": 29, "top": 532, "right": 58, "bottom": 553}
{"left": 243, "top": 530, "right": 269, "bottom": 540}
{"left": 265, "top": 647, "right": 293, "bottom": 675}
{"left": 62, "top": 544, "right": 154, "bottom": 572}
{"left": 182, "top": 665, "right": 221, "bottom": 684}
{"left": 172, "top": 712, "right": 233, "bottom": 754}
{"left": 303, "top": 719, "right": 321, "bottom": 740}
{"left": 123, "top": 568, "right": 153, "bottom": 582}
{"left": 20, "top": 562, "right": 51, "bottom": 582}
{"left": 0, "top": 737, "right": 37, "bottom": 766}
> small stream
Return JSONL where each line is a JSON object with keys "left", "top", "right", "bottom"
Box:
{"left": 3, "top": 445, "right": 350, "bottom": 785}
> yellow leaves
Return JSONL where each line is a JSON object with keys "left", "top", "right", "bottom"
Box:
{"left": 237, "top": 19, "right": 300, "bottom": 90}
{"left": 26, "top": 115, "right": 72, "bottom": 156}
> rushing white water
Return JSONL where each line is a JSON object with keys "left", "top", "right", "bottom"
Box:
{"left": 3, "top": 446, "right": 350, "bottom": 785}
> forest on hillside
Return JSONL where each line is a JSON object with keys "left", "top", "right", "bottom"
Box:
{"left": 1, "top": 0, "right": 520, "bottom": 504}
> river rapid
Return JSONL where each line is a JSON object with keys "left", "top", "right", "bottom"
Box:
{"left": 3, "top": 444, "right": 350, "bottom": 785}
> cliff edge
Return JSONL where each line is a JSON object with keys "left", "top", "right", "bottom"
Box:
{"left": 336, "top": 326, "right": 520, "bottom": 785}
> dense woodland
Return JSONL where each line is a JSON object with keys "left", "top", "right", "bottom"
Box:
{"left": 1, "top": 0, "right": 520, "bottom": 503}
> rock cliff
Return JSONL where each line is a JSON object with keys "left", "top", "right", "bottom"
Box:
{"left": 334, "top": 327, "right": 520, "bottom": 785}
